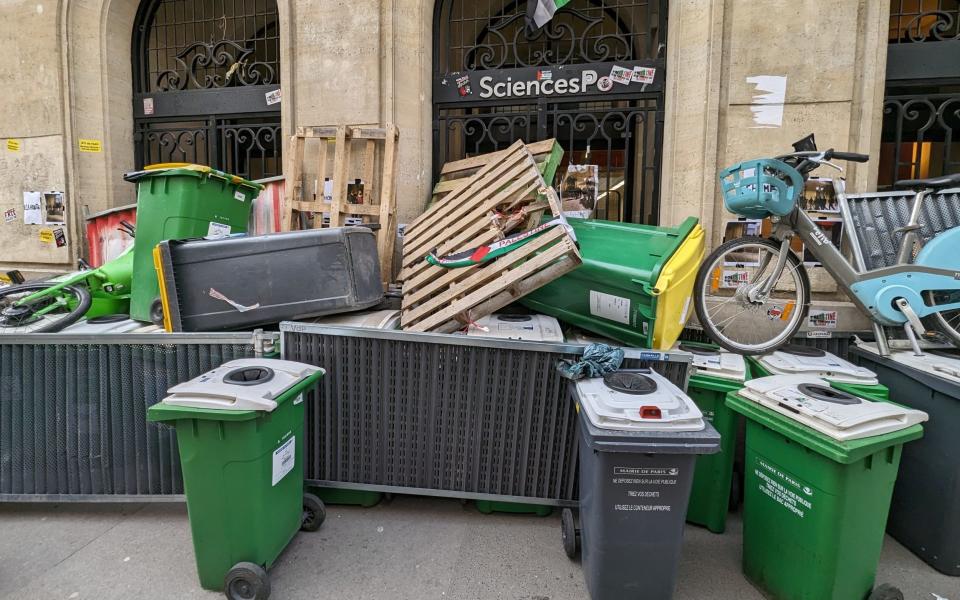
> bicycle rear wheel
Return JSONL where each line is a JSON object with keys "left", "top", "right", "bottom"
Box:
{"left": 693, "top": 237, "right": 810, "bottom": 355}
{"left": 922, "top": 290, "right": 960, "bottom": 347}
{"left": 0, "top": 282, "right": 91, "bottom": 334}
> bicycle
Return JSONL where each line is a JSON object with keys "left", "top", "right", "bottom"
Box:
{"left": 693, "top": 133, "right": 960, "bottom": 355}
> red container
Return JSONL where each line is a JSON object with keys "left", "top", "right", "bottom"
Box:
{"left": 249, "top": 176, "right": 284, "bottom": 235}
{"left": 85, "top": 204, "right": 136, "bottom": 267}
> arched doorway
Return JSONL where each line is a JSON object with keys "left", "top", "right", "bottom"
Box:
{"left": 132, "top": 0, "right": 282, "bottom": 179}
{"left": 433, "top": 0, "right": 667, "bottom": 223}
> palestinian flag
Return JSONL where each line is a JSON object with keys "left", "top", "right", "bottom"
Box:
{"left": 527, "top": 0, "right": 571, "bottom": 30}
{"left": 426, "top": 217, "right": 574, "bottom": 269}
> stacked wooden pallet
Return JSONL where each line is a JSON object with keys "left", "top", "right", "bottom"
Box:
{"left": 399, "top": 141, "right": 581, "bottom": 333}
{"left": 282, "top": 125, "right": 398, "bottom": 285}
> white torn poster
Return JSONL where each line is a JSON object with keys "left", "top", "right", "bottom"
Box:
{"left": 22, "top": 191, "right": 42, "bottom": 225}
{"left": 746, "top": 75, "right": 787, "bottom": 128}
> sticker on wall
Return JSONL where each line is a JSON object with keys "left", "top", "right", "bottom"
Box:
{"left": 78, "top": 139, "right": 103, "bottom": 153}
{"left": 143, "top": 97, "right": 155, "bottom": 115}
{"left": 265, "top": 89, "right": 282, "bottom": 106}
{"left": 746, "top": 75, "right": 787, "bottom": 128}
{"left": 632, "top": 66, "right": 656, "bottom": 85}
{"left": 720, "top": 269, "right": 750, "bottom": 289}
{"left": 6, "top": 139, "right": 21, "bottom": 152}
{"left": 596, "top": 77, "right": 614, "bottom": 92}
{"left": 53, "top": 228, "right": 67, "bottom": 248}
{"left": 609, "top": 65, "right": 633, "bottom": 85}
{"left": 38, "top": 228, "right": 55, "bottom": 244}
{"left": 22, "top": 191, "right": 42, "bottom": 225}
{"left": 3, "top": 208, "right": 16, "bottom": 223}
{"left": 455, "top": 75, "right": 472, "bottom": 97}
{"left": 807, "top": 309, "right": 838, "bottom": 329}
{"left": 43, "top": 191, "right": 65, "bottom": 225}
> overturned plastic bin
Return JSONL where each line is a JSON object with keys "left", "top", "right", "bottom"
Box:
{"left": 521, "top": 217, "right": 704, "bottom": 349}
{"left": 727, "top": 375, "right": 926, "bottom": 600}
{"left": 147, "top": 359, "right": 326, "bottom": 599}
{"left": 562, "top": 369, "right": 720, "bottom": 600}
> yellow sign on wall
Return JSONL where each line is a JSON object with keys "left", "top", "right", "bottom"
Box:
{"left": 78, "top": 139, "right": 103, "bottom": 153}
{"left": 39, "top": 229, "right": 54, "bottom": 243}
{"left": 6, "top": 139, "right": 20, "bottom": 151}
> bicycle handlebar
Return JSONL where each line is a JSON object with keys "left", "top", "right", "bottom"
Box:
{"left": 826, "top": 150, "right": 869, "bottom": 163}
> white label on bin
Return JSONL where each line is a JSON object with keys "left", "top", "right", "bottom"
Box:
{"left": 272, "top": 436, "right": 295, "bottom": 486}
{"left": 293, "top": 394, "right": 303, "bottom": 405}
{"left": 589, "top": 290, "right": 630, "bottom": 325}
{"left": 207, "top": 222, "right": 231, "bottom": 238}
{"left": 234, "top": 190, "right": 246, "bottom": 202}
{"left": 755, "top": 457, "right": 814, "bottom": 519}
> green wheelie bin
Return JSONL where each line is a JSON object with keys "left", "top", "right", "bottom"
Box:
{"left": 675, "top": 341, "right": 750, "bottom": 533}
{"left": 124, "top": 164, "right": 263, "bottom": 323}
{"left": 148, "top": 358, "right": 325, "bottom": 600}
{"left": 726, "top": 375, "right": 927, "bottom": 600}
{"left": 749, "top": 344, "right": 889, "bottom": 400}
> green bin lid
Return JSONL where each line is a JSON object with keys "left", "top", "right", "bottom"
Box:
{"left": 725, "top": 390, "right": 922, "bottom": 464}
{"left": 123, "top": 163, "right": 264, "bottom": 192}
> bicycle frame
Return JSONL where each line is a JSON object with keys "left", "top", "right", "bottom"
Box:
{"left": 767, "top": 178, "right": 960, "bottom": 327}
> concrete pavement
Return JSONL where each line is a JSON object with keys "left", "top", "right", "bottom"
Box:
{"left": 0, "top": 497, "right": 956, "bottom": 600}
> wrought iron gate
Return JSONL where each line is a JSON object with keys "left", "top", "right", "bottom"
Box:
{"left": 132, "top": 0, "right": 282, "bottom": 180}
{"left": 433, "top": 0, "right": 667, "bottom": 223}
{"left": 880, "top": 1, "right": 960, "bottom": 188}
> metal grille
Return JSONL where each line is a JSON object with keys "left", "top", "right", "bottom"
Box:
{"left": 437, "top": 0, "right": 664, "bottom": 72}
{"left": 889, "top": 0, "right": 960, "bottom": 43}
{"left": 845, "top": 190, "right": 960, "bottom": 270}
{"left": 434, "top": 0, "right": 667, "bottom": 224}
{"left": 135, "top": 0, "right": 280, "bottom": 93}
{"left": 0, "top": 339, "right": 253, "bottom": 500}
{"left": 436, "top": 98, "right": 662, "bottom": 222}
{"left": 879, "top": 92, "right": 960, "bottom": 189}
{"left": 282, "top": 326, "right": 689, "bottom": 505}
{"left": 133, "top": 0, "right": 281, "bottom": 178}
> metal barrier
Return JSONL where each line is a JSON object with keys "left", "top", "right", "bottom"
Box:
{"left": 281, "top": 323, "right": 691, "bottom": 506}
{"left": 0, "top": 333, "right": 258, "bottom": 501}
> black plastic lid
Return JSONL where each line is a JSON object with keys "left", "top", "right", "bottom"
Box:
{"left": 496, "top": 314, "right": 532, "bottom": 322}
{"left": 797, "top": 383, "right": 861, "bottom": 405}
{"left": 678, "top": 343, "right": 719, "bottom": 356}
{"left": 780, "top": 344, "right": 827, "bottom": 358}
{"left": 603, "top": 370, "right": 657, "bottom": 395}
{"left": 87, "top": 313, "right": 130, "bottom": 324}
{"left": 223, "top": 366, "right": 275, "bottom": 386}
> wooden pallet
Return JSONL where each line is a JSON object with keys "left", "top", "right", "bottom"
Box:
{"left": 400, "top": 141, "right": 550, "bottom": 284}
{"left": 430, "top": 138, "right": 564, "bottom": 208}
{"left": 282, "top": 124, "right": 398, "bottom": 285}
{"left": 401, "top": 223, "right": 580, "bottom": 332}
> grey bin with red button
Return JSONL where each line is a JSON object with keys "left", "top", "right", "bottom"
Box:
{"left": 562, "top": 369, "right": 721, "bottom": 600}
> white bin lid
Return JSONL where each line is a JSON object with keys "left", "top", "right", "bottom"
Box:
{"left": 672, "top": 342, "right": 747, "bottom": 382}
{"left": 740, "top": 375, "right": 927, "bottom": 441}
{"left": 312, "top": 309, "right": 400, "bottom": 330}
{"left": 162, "top": 358, "right": 322, "bottom": 412}
{"left": 855, "top": 341, "right": 960, "bottom": 384}
{"left": 467, "top": 314, "right": 565, "bottom": 343}
{"left": 574, "top": 369, "right": 705, "bottom": 432}
{"left": 757, "top": 345, "right": 878, "bottom": 384}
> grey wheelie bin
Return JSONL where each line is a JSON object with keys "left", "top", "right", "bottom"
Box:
{"left": 562, "top": 369, "right": 721, "bottom": 600}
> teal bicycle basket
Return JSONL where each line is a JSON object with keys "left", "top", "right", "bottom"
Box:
{"left": 718, "top": 158, "right": 804, "bottom": 219}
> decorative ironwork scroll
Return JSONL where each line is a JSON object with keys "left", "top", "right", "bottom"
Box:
{"left": 155, "top": 40, "right": 277, "bottom": 91}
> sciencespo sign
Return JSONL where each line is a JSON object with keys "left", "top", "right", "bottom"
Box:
{"left": 434, "top": 61, "right": 663, "bottom": 104}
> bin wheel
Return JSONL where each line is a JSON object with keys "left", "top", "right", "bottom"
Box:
{"left": 224, "top": 562, "right": 270, "bottom": 600}
{"left": 868, "top": 584, "right": 904, "bottom": 600}
{"left": 301, "top": 493, "right": 326, "bottom": 532}
{"left": 149, "top": 298, "right": 165, "bottom": 327}
{"left": 561, "top": 508, "right": 579, "bottom": 559}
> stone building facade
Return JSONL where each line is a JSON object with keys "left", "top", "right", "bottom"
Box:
{"left": 0, "top": 0, "right": 950, "bottom": 279}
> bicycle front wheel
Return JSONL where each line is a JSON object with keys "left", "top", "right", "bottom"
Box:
{"left": 693, "top": 237, "right": 810, "bottom": 355}
{"left": 0, "top": 282, "right": 91, "bottom": 334}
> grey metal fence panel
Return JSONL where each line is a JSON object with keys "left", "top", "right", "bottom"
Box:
{"left": 845, "top": 190, "right": 960, "bottom": 270}
{"left": 281, "top": 325, "right": 690, "bottom": 505}
{"left": 0, "top": 337, "right": 255, "bottom": 501}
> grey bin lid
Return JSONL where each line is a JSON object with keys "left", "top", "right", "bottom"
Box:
{"left": 674, "top": 342, "right": 747, "bottom": 382}
{"left": 162, "top": 358, "right": 322, "bottom": 412}
{"left": 757, "top": 346, "right": 879, "bottom": 384}
{"left": 574, "top": 368, "right": 705, "bottom": 432}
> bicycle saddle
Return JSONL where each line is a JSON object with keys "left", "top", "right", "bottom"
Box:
{"left": 894, "top": 172, "right": 960, "bottom": 190}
